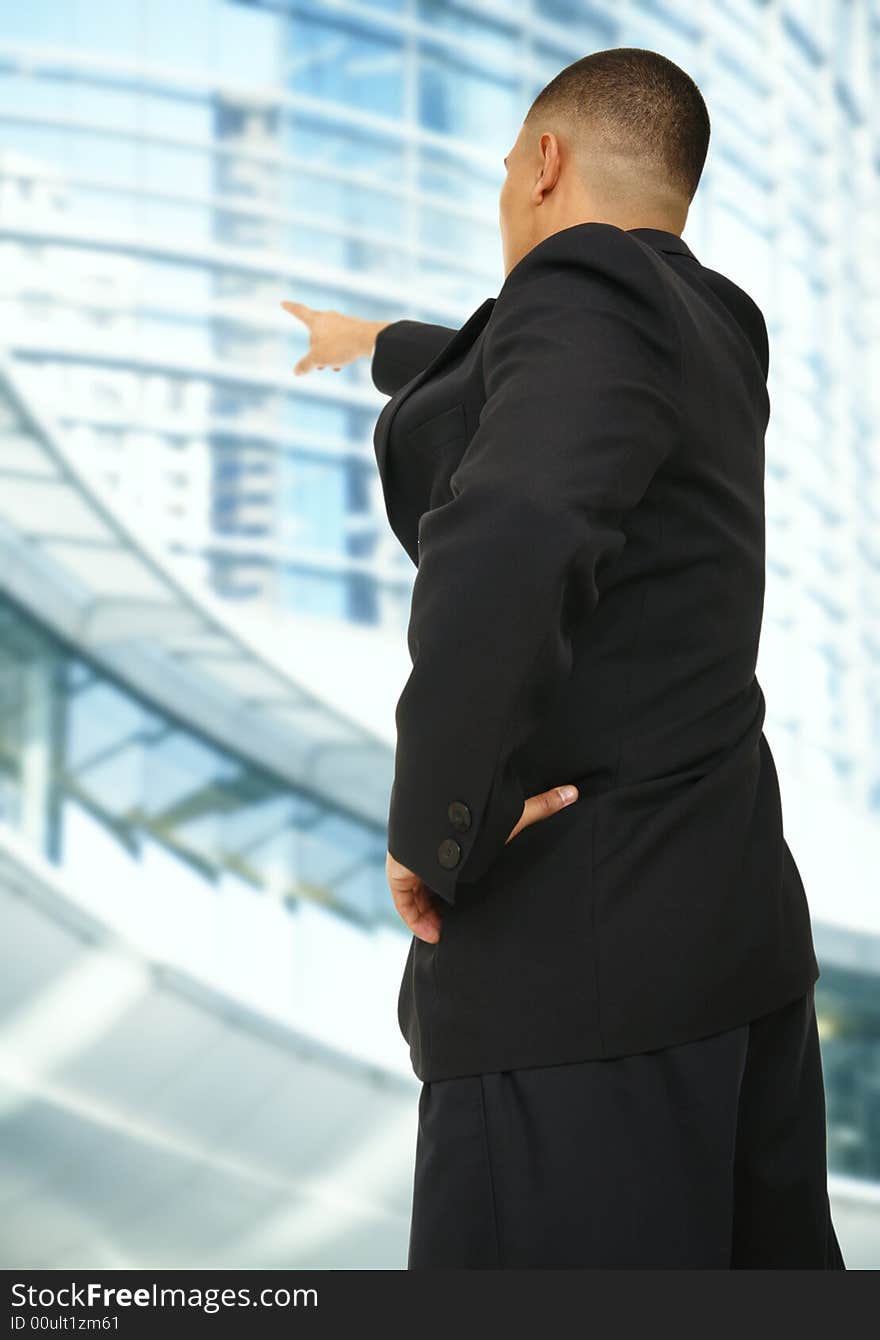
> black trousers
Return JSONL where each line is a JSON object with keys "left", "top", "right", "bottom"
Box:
{"left": 407, "top": 985, "right": 846, "bottom": 1269}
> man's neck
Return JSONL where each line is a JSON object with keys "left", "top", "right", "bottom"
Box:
{"left": 539, "top": 208, "right": 686, "bottom": 241}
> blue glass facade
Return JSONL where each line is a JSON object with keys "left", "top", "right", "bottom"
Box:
{"left": 1, "top": 0, "right": 879, "bottom": 1200}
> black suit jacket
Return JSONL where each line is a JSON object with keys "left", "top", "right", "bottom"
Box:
{"left": 371, "top": 222, "right": 819, "bottom": 1082}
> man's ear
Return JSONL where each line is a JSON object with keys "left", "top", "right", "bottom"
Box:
{"left": 534, "top": 131, "right": 562, "bottom": 202}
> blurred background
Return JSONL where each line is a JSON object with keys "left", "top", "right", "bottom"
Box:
{"left": 0, "top": 0, "right": 878, "bottom": 1270}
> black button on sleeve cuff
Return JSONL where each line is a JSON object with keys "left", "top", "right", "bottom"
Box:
{"left": 437, "top": 837, "right": 461, "bottom": 869}
{"left": 447, "top": 800, "right": 472, "bottom": 831}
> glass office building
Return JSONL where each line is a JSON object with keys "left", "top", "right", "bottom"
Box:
{"left": 1, "top": 0, "right": 879, "bottom": 1262}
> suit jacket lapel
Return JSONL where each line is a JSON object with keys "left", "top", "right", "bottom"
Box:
{"left": 373, "top": 297, "right": 496, "bottom": 482}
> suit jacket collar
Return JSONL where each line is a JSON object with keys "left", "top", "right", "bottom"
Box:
{"left": 626, "top": 226, "right": 696, "bottom": 259}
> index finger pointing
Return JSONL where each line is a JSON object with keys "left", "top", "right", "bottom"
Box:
{"left": 281, "top": 300, "right": 313, "bottom": 324}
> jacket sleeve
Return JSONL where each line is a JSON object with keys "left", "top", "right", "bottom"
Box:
{"left": 386, "top": 224, "right": 683, "bottom": 904}
{"left": 371, "top": 319, "right": 458, "bottom": 395}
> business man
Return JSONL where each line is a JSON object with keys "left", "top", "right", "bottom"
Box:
{"left": 283, "top": 48, "right": 845, "bottom": 1270}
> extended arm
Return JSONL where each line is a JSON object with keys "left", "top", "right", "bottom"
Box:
{"left": 280, "top": 301, "right": 455, "bottom": 389}
{"left": 386, "top": 224, "right": 683, "bottom": 903}
{"left": 371, "top": 319, "right": 459, "bottom": 396}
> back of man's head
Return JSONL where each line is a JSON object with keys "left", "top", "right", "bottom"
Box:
{"left": 526, "top": 47, "right": 710, "bottom": 219}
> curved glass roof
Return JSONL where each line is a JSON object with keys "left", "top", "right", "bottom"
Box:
{"left": 0, "top": 350, "right": 394, "bottom": 835}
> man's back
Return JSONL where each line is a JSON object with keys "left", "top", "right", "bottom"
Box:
{"left": 372, "top": 223, "right": 819, "bottom": 1083}
{"left": 511, "top": 230, "right": 770, "bottom": 803}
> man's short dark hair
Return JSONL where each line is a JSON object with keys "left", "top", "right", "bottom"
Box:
{"left": 526, "top": 47, "right": 710, "bottom": 202}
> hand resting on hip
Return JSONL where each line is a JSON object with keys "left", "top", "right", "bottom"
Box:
{"left": 386, "top": 783, "right": 579, "bottom": 944}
